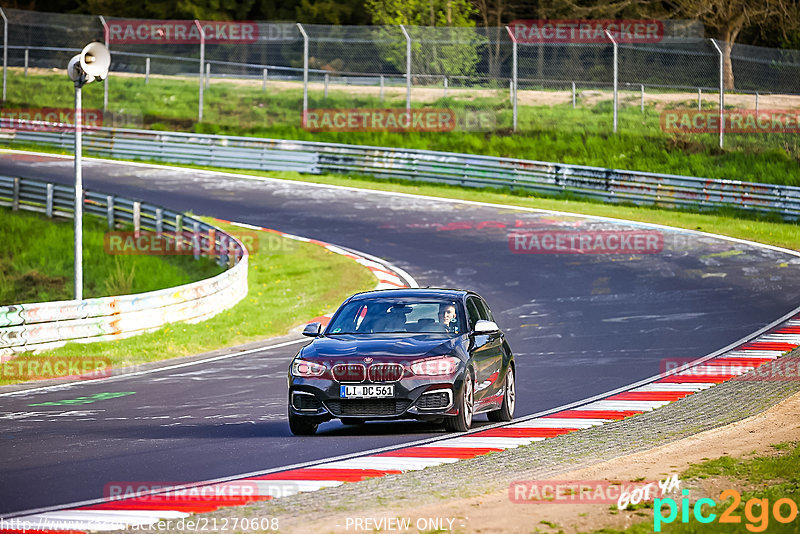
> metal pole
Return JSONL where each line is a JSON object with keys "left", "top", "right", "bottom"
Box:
{"left": 710, "top": 38, "right": 724, "bottom": 148}
{"left": 0, "top": 9, "right": 7, "bottom": 102}
{"left": 99, "top": 16, "right": 109, "bottom": 112}
{"left": 400, "top": 24, "right": 411, "bottom": 111}
{"left": 443, "top": 75, "right": 447, "bottom": 97}
{"left": 572, "top": 81, "right": 576, "bottom": 108}
{"left": 605, "top": 29, "right": 618, "bottom": 134}
{"left": 74, "top": 82, "right": 83, "bottom": 301}
{"left": 195, "top": 20, "right": 205, "bottom": 122}
{"left": 379, "top": 74, "right": 384, "bottom": 102}
{"left": 206, "top": 62, "right": 211, "bottom": 88}
{"left": 145, "top": 57, "right": 150, "bottom": 84}
{"left": 505, "top": 26, "right": 518, "bottom": 132}
{"left": 755, "top": 91, "right": 759, "bottom": 114}
{"left": 24, "top": 49, "right": 28, "bottom": 77}
{"left": 324, "top": 72, "right": 328, "bottom": 98}
{"left": 263, "top": 68, "right": 267, "bottom": 91}
{"left": 640, "top": 84, "right": 644, "bottom": 113}
{"left": 297, "top": 23, "right": 308, "bottom": 116}
{"left": 698, "top": 88, "right": 702, "bottom": 110}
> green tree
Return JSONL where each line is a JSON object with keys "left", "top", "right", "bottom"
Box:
{"left": 296, "top": 0, "right": 371, "bottom": 24}
{"left": 77, "top": 0, "right": 256, "bottom": 19}
{"left": 666, "top": 0, "right": 800, "bottom": 88}
{"left": 366, "top": 0, "right": 482, "bottom": 78}
{"left": 367, "top": 0, "right": 477, "bottom": 26}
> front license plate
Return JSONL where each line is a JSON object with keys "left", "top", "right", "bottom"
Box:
{"left": 340, "top": 385, "right": 394, "bottom": 398}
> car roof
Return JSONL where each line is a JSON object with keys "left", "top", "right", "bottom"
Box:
{"left": 347, "top": 288, "right": 471, "bottom": 302}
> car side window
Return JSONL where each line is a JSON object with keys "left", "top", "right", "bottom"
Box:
{"left": 477, "top": 298, "right": 494, "bottom": 322}
{"left": 466, "top": 297, "right": 482, "bottom": 330}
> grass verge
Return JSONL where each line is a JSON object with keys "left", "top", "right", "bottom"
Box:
{"left": 4, "top": 69, "right": 799, "bottom": 186}
{"left": 0, "top": 218, "right": 376, "bottom": 386}
{"left": 0, "top": 207, "right": 224, "bottom": 304}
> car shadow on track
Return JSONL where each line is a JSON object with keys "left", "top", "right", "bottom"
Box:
{"left": 316, "top": 418, "right": 497, "bottom": 437}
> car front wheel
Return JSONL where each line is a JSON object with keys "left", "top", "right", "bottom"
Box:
{"left": 288, "top": 411, "right": 318, "bottom": 435}
{"left": 487, "top": 366, "right": 515, "bottom": 422}
{"left": 445, "top": 372, "right": 474, "bottom": 432}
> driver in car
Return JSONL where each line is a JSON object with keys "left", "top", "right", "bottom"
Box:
{"left": 438, "top": 303, "right": 459, "bottom": 334}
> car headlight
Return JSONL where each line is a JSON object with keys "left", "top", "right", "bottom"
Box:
{"left": 291, "top": 358, "right": 326, "bottom": 377}
{"left": 410, "top": 356, "right": 460, "bottom": 376}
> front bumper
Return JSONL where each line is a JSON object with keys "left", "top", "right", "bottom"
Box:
{"left": 289, "top": 376, "right": 459, "bottom": 421}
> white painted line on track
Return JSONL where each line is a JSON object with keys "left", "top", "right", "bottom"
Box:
{"left": 508, "top": 418, "right": 608, "bottom": 428}
{"left": 253, "top": 480, "right": 343, "bottom": 496}
{"left": 0, "top": 338, "right": 308, "bottom": 398}
{"left": 631, "top": 383, "right": 717, "bottom": 392}
{"left": 576, "top": 400, "right": 673, "bottom": 411}
{"left": 320, "top": 457, "right": 459, "bottom": 471}
{"left": 723, "top": 351, "right": 782, "bottom": 358}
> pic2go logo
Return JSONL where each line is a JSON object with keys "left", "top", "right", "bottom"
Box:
{"left": 655, "top": 489, "right": 798, "bottom": 532}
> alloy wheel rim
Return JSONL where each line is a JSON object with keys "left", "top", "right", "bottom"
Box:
{"left": 464, "top": 375, "right": 474, "bottom": 426}
{"left": 506, "top": 368, "right": 515, "bottom": 415}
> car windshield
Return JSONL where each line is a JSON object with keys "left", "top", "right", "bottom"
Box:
{"left": 326, "top": 299, "right": 465, "bottom": 335}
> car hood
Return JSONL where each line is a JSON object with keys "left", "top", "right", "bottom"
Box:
{"left": 302, "top": 334, "right": 461, "bottom": 361}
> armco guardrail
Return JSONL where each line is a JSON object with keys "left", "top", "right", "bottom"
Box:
{"left": 0, "top": 175, "right": 248, "bottom": 357}
{"left": 1, "top": 125, "right": 799, "bottom": 220}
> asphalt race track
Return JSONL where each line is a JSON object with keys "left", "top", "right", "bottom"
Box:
{"left": 2, "top": 152, "right": 800, "bottom": 516}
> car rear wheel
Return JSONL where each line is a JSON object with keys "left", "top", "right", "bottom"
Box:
{"left": 445, "top": 372, "right": 474, "bottom": 432}
{"left": 288, "top": 411, "right": 318, "bottom": 435}
{"left": 487, "top": 366, "right": 515, "bottom": 422}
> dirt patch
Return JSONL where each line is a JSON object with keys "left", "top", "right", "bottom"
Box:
{"left": 24, "top": 66, "right": 797, "bottom": 111}
{"left": 279, "top": 390, "right": 800, "bottom": 533}
{"left": 0, "top": 269, "right": 67, "bottom": 304}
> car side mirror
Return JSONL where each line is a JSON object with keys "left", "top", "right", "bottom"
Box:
{"left": 302, "top": 322, "right": 322, "bottom": 337}
{"left": 474, "top": 320, "right": 500, "bottom": 334}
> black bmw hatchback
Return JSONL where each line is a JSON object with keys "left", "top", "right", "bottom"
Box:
{"left": 287, "top": 288, "right": 516, "bottom": 435}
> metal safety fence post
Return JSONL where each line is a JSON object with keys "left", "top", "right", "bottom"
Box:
{"left": 400, "top": 24, "right": 411, "bottom": 111}
{"left": 505, "top": 26, "right": 518, "bottom": 132}
{"left": 0, "top": 8, "right": 7, "bottom": 102}
{"left": 710, "top": 39, "right": 724, "bottom": 148}
{"left": 297, "top": 23, "right": 309, "bottom": 116}
{"left": 99, "top": 15, "right": 109, "bottom": 112}
{"left": 605, "top": 29, "right": 618, "bottom": 134}
{"left": 194, "top": 20, "right": 205, "bottom": 122}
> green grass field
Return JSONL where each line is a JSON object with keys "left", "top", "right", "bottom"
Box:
{"left": 4, "top": 69, "right": 799, "bottom": 186}
{"left": 0, "top": 207, "right": 224, "bottom": 304}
